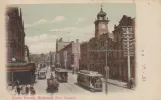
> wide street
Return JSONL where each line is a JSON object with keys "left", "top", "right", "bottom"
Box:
{"left": 34, "top": 67, "right": 133, "bottom": 95}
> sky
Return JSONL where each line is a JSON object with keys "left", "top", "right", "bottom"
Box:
{"left": 9, "top": 4, "right": 135, "bottom": 54}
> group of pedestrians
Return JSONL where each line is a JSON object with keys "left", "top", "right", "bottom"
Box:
{"left": 15, "top": 85, "right": 36, "bottom": 95}
{"left": 8, "top": 80, "right": 36, "bottom": 95}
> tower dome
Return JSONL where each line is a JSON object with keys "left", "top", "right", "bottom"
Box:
{"left": 97, "top": 7, "right": 106, "bottom": 17}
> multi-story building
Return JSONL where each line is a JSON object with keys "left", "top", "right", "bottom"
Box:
{"left": 49, "top": 51, "right": 56, "bottom": 67}
{"left": 79, "top": 42, "right": 88, "bottom": 70}
{"left": 112, "top": 15, "right": 135, "bottom": 82}
{"left": 6, "top": 7, "right": 36, "bottom": 84}
{"left": 55, "top": 38, "right": 70, "bottom": 66}
{"left": 58, "top": 39, "right": 80, "bottom": 71}
{"left": 6, "top": 7, "right": 26, "bottom": 62}
{"left": 79, "top": 7, "right": 135, "bottom": 82}
{"left": 79, "top": 6, "right": 113, "bottom": 76}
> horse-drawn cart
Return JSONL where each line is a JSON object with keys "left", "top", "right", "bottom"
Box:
{"left": 46, "top": 78, "right": 59, "bottom": 93}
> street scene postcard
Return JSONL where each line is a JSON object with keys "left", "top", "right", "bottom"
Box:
{"left": 3, "top": 1, "right": 161, "bottom": 100}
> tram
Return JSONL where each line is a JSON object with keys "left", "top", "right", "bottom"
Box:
{"left": 77, "top": 70, "right": 103, "bottom": 91}
{"left": 55, "top": 68, "right": 68, "bottom": 82}
{"left": 50, "top": 65, "right": 55, "bottom": 71}
{"left": 38, "top": 70, "right": 46, "bottom": 79}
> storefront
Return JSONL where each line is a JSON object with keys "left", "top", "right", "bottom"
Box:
{"left": 7, "top": 62, "right": 36, "bottom": 85}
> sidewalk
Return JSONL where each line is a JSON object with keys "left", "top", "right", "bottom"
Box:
{"left": 102, "top": 78, "right": 128, "bottom": 88}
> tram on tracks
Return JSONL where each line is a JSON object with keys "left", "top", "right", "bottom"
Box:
{"left": 55, "top": 68, "right": 68, "bottom": 82}
{"left": 77, "top": 70, "right": 103, "bottom": 92}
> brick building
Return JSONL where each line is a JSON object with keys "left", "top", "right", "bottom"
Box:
{"left": 79, "top": 42, "right": 88, "bottom": 70}
{"left": 79, "top": 7, "right": 135, "bottom": 82}
{"left": 6, "top": 7, "right": 26, "bottom": 62}
{"left": 79, "top": 6, "right": 113, "bottom": 76}
{"left": 6, "top": 7, "right": 35, "bottom": 84}
{"left": 112, "top": 15, "right": 135, "bottom": 82}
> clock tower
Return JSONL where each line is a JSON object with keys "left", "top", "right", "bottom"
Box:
{"left": 94, "top": 5, "right": 110, "bottom": 38}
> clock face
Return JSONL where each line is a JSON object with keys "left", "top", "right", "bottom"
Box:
{"left": 102, "top": 24, "right": 105, "bottom": 28}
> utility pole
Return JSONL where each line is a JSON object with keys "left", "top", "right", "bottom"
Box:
{"left": 64, "top": 58, "right": 66, "bottom": 70}
{"left": 64, "top": 51, "right": 67, "bottom": 70}
{"left": 76, "top": 40, "right": 80, "bottom": 72}
{"left": 122, "top": 26, "right": 134, "bottom": 88}
{"left": 87, "top": 43, "right": 90, "bottom": 71}
{"left": 88, "top": 39, "right": 111, "bottom": 94}
{"left": 105, "top": 40, "right": 108, "bottom": 94}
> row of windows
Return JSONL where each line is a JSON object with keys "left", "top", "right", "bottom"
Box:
{"left": 7, "top": 15, "right": 24, "bottom": 43}
{"left": 80, "top": 47, "right": 131, "bottom": 60}
{"left": 114, "top": 32, "right": 122, "bottom": 42}
{"left": 87, "top": 50, "right": 125, "bottom": 59}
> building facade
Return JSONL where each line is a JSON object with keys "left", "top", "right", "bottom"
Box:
{"left": 49, "top": 51, "right": 56, "bottom": 67}
{"left": 6, "top": 7, "right": 26, "bottom": 62}
{"left": 112, "top": 15, "right": 135, "bottom": 82}
{"left": 79, "top": 7, "right": 135, "bottom": 82}
{"left": 79, "top": 42, "right": 88, "bottom": 70}
{"left": 57, "top": 39, "right": 80, "bottom": 71}
{"left": 79, "top": 7, "right": 113, "bottom": 77}
{"left": 55, "top": 38, "right": 70, "bottom": 66}
{"left": 6, "top": 7, "right": 36, "bottom": 84}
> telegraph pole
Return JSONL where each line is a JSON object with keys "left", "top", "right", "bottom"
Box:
{"left": 127, "top": 31, "right": 131, "bottom": 88}
{"left": 64, "top": 51, "right": 67, "bottom": 70}
{"left": 87, "top": 43, "right": 90, "bottom": 71}
{"left": 88, "top": 39, "right": 112, "bottom": 94}
{"left": 105, "top": 40, "right": 108, "bottom": 94}
{"left": 122, "top": 26, "right": 134, "bottom": 88}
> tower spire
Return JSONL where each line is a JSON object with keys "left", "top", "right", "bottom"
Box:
{"left": 20, "top": 8, "right": 22, "bottom": 19}
{"left": 100, "top": 4, "right": 103, "bottom": 11}
{"left": 22, "top": 20, "right": 24, "bottom": 29}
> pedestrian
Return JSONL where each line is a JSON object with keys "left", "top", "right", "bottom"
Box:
{"left": 50, "top": 73, "right": 54, "bottom": 79}
{"left": 13, "top": 86, "right": 17, "bottom": 95}
{"left": 25, "top": 85, "right": 29, "bottom": 95}
{"left": 15, "top": 80, "right": 19, "bottom": 86}
{"left": 129, "top": 78, "right": 134, "bottom": 89}
{"left": 30, "top": 88, "right": 36, "bottom": 95}
{"left": 30, "top": 84, "right": 33, "bottom": 91}
{"left": 21, "top": 85, "right": 27, "bottom": 95}
{"left": 16, "top": 85, "right": 21, "bottom": 95}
